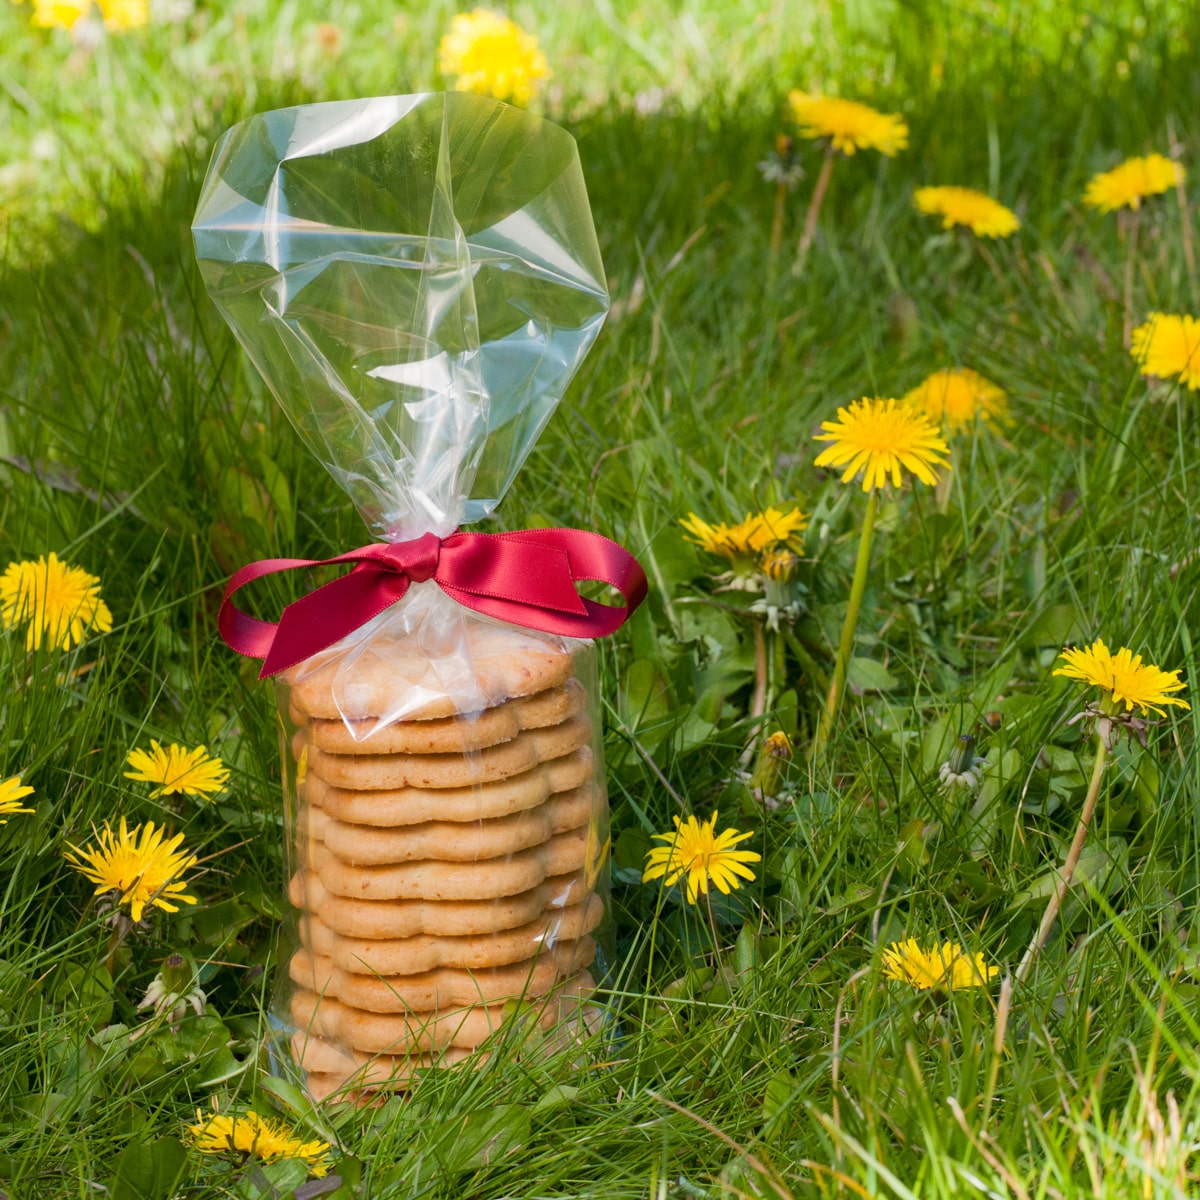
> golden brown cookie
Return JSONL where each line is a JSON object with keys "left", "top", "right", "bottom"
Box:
{"left": 289, "top": 938, "right": 594, "bottom": 1011}
{"left": 303, "top": 749, "right": 593, "bottom": 826}
{"left": 307, "top": 783, "right": 594, "bottom": 866}
{"left": 292, "top": 680, "right": 586, "bottom": 756}
{"left": 290, "top": 971, "right": 594, "bottom": 1053}
{"left": 290, "top": 868, "right": 592, "bottom": 938}
{"left": 312, "top": 825, "right": 591, "bottom": 901}
{"left": 300, "top": 892, "right": 604, "bottom": 975}
{"left": 299, "top": 712, "right": 592, "bottom": 792}
{"left": 292, "top": 1032, "right": 475, "bottom": 1084}
{"left": 287, "top": 621, "right": 575, "bottom": 723}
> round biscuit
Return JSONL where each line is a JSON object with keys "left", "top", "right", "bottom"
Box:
{"left": 294, "top": 680, "right": 586, "bottom": 756}
{"left": 291, "top": 1032, "right": 474, "bottom": 1084}
{"left": 311, "top": 784, "right": 595, "bottom": 865}
{"left": 302, "top": 712, "right": 592, "bottom": 792}
{"left": 300, "top": 893, "right": 605, "bottom": 975}
{"left": 289, "top": 939, "right": 594, "bottom": 1011}
{"left": 290, "top": 971, "right": 595, "bottom": 1053}
{"left": 291, "top": 869, "right": 593, "bottom": 938}
{"left": 313, "top": 826, "right": 591, "bottom": 901}
{"left": 287, "top": 622, "right": 575, "bottom": 722}
{"left": 304, "top": 748, "right": 593, "bottom": 826}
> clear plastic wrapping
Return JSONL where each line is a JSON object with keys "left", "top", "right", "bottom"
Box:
{"left": 192, "top": 95, "right": 614, "bottom": 1100}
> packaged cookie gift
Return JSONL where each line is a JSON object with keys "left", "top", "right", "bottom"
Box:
{"left": 192, "top": 95, "right": 646, "bottom": 1103}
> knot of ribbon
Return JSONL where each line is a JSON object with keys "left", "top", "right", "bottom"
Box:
{"left": 218, "top": 529, "right": 648, "bottom": 679}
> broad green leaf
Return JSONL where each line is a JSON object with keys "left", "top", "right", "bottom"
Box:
{"left": 847, "top": 656, "right": 899, "bottom": 692}
{"left": 107, "top": 1137, "right": 188, "bottom": 1200}
{"left": 431, "top": 1104, "right": 531, "bottom": 1174}
{"left": 532, "top": 1084, "right": 580, "bottom": 1117}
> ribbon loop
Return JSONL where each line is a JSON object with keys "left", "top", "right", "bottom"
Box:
{"left": 218, "top": 528, "right": 647, "bottom": 678}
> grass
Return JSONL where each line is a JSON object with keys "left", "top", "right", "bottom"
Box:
{"left": 5, "top": 0, "right": 1200, "bottom": 1196}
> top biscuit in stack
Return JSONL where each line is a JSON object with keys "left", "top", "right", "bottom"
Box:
{"left": 281, "top": 617, "right": 605, "bottom": 1100}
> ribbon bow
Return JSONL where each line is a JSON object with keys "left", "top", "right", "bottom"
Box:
{"left": 218, "top": 529, "right": 648, "bottom": 678}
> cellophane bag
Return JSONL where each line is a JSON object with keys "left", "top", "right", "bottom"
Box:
{"left": 193, "top": 94, "right": 621, "bottom": 1103}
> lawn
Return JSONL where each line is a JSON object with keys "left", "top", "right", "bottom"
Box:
{"left": 4, "top": 1, "right": 1200, "bottom": 1197}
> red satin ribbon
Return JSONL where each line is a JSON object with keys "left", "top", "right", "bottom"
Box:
{"left": 218, "top": 529, "right": 648, "bottom": 678}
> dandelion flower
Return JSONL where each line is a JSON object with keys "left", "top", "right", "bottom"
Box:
{"left": 787, "top": 91, "right": 908, "bottom": 157}
{"left": 64, "top": 818, "right": 198, "bottom": 923}
{"left": 1083, "top": 153, "right": 1185, "bottom": 213}
{"left": 437, "top": 8, "right": 550, "bottom": 106}
{"left": 187, "top": 1111, "right": 331, "bottom": 1177}
{"left": 1054, "top": 639, "right": 1189, "bottom": 717}
{"left": 29, "top": 0, "right": 90, "bottom": 28}
{"left": 902, "top": 368, "right": 1010, "bottom": 435}
{"left": 681, "top": 506, "right": 807, "bottom": 563}
{"left": 0, "top": 552, "right": 113, "bottom": 651}
{"left": 881, "top": 938, "right": 998, "bottom": 991}
{"left": 1130, "top": 313, "right": 1200, "bottom": 391}
{"left": 125, "top": 742, "right": 230, "bottom": 800}
{"left": 642, "top": 811, "right": 761, "bottom": 904}
{"left": 913, "top": 186, "right": 1020, "bottom": 238}
{"left": 0, "top": 776, "right": 35, "bottom": 824}
{"left": 813, "top": 397, "right": 950, "bottom": 492}
{"left": 95, "top": 0, "right": 148, "bottom": 29}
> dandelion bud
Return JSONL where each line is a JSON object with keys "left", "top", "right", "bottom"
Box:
{"left": 939, "top": 734, "right": 985, "bottom": 792}
{"left": 139, "top": 953, "right": 206, "bottom": 1030}
{"left": 749, "top": 730, "right": 793, "bottom": 796}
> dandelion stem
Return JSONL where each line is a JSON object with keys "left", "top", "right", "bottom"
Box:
{"left": 1121, "top": 209, "right": 1140, "bottom": 348}
{"left": 812, "top": 488, "right": 878, "bottom": 756}
{"left": 766, "top": 181, "right": 787, "bottom": 288}
{"left": 105, "top": 923, "right": 124, "bottom": 979}
{"left": 750, "top": 619, "right": 768, "bottom": 721}
{"left": 795, "top": 146, "right": 835, "bottom": 276}
{"left": 740, "top": 620, "right": 771, "bottom": 770}
{"left": 1015, "top": 735, "right": 1108, "bottom": 984}
{"left": 1167, "top": 115, "right": 1197, "bottom": 304}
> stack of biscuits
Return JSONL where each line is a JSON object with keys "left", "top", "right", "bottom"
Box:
{"left": 281, "top": 620, "right": 605, "bottom": 1102}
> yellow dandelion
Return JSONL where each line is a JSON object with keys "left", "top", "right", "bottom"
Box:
{"left": 902, "top": 367, "right": 1011, "bottom": 435}
{"left": 642, "top": 811, "right": 761, "bottom": 905}
{"left": 29, "top": 0, "right": 89, "bottom": 28}
{"left": 95, "top": 0, "right": 147, "bottom": 29}
{"left": 913, "top": 186, "right": 1020, "bottom": 238}
{"left": 1131, "top": 313, "right": 1200, "bottom": 391}
{"left": 680, "top": 506, "right": 807, "bottom": 563}
{"left": 1083, "top": 153, "right": 1185, "bottom": 214}
{"left": 881, "top": 939, "right": 999, "bottom": 991}
{"left": 0, "top": 552, "right": 113, "bottom": 651}
{"left": 1054, "top": 639, "right": 1189, "bottom": 717}
{"left": 437, "top": 8, "right": 550, "bottom": 106}
{"left": 187, "top": 1111, "right": 331, "bottom": 1177}
{"left": 787, "top": 91, "right": 908, "bottom": 157}
{"left": 813, "top": 397, "right": 950, "bottom": 492}
{"left": 125, "top": 742, "right": 230, "bottom": 800}
{"left": 0, "top": 776, "right": 35, "bottom": 825}
{"left": 64, "top": 818, "right": 198, "bottom": 923}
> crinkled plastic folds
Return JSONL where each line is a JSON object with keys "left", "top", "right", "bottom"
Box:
{"left": 193, "top": 95, "right": 613, "bottom": 1102}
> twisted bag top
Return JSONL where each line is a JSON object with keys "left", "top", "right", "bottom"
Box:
{"left": 192, "top": 93, "right": 610, "bottom": 541}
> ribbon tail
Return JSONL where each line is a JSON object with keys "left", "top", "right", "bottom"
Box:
{"left": 260, "top": 567, "right": 412, "bottom": 678}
